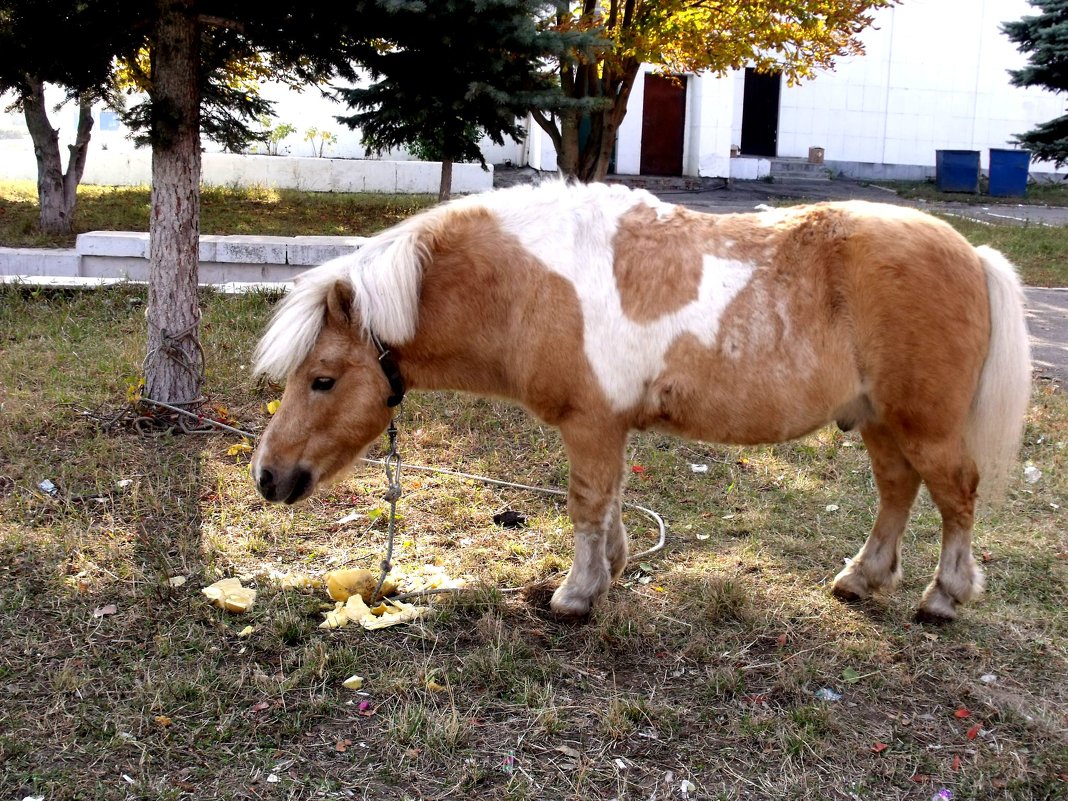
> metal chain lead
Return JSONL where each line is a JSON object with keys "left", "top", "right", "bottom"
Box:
{"left": 372, "top": 415, "right": 403, "bottom": 602}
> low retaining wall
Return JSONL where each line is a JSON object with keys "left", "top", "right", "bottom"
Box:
{"left": 0, "top": 231, "right": 363, "bottom": 285}
{"left": 0, "top": 143, "right": 493, "bottom": 195}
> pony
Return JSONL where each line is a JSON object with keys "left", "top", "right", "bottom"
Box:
{"left": 251, "top": 181, "right": 1031, "bottom": 622}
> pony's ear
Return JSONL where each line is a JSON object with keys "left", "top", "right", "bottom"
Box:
{"left": 325, "top": 280, "right": 355, "bottom": 328}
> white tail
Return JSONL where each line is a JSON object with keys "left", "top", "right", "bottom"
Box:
{"left": 968, "top": 245, "right": 1032, "bottom": 501}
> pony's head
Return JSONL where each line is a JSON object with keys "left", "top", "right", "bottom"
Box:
{"left": 250, "top": 221, "right": 427, "bottom": 504}
{"left": 251, "top": 278, "right": 396, "bottom": 503}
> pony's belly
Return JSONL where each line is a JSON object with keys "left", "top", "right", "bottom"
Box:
{"left": 641, "top": 334, "right": 863, "bottom": 446}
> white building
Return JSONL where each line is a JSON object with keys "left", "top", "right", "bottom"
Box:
{"left": 522, "top": 0, "right": 1067, "bottom": 180}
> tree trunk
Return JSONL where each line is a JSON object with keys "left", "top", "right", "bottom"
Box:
{"left": 22, "top": 78, "right": 95, "bottom": 235}
{"left": 438, "top": 158, "right": 453, "bottom": 202}
{"left": 551, "top": 59, "right": 642, "bottom": 183}
{"left": 144, "top": 0, "right": 203, "bottom": 408}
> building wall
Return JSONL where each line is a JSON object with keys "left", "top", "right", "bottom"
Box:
{"left": 614, "top": 0, "right": 1067, "bottom": 178}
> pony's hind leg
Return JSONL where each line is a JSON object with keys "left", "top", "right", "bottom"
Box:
{"left": 551, "top": 419, "right": 629, "bottom": 618}
{"left": 909, "top": 442, "right": 983, "bottom": 623}
{"left": 832, "top": 422, "right": 922, "bottom": 601}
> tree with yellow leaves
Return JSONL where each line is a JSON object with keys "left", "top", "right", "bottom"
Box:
{"left": 536, "top": 0, "right": 897, "bottom": 181}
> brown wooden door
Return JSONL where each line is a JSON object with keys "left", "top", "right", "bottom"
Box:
{"left": 640, "top": 74, "right": 687, "bottom": 176}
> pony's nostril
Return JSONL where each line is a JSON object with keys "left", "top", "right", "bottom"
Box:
{"left": 257, "top": 468, "right": 276, "bottom": 496}
{"left": 285, "top": 469, "right": 312, "bottom": 505}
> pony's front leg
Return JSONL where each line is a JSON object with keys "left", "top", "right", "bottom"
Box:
{"left": 551, "top": 419, "right": 629, "bottom": 618}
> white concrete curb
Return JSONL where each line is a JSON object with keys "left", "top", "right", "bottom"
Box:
{"left": 0, "top": 231, "right": 367, "bottom": 284}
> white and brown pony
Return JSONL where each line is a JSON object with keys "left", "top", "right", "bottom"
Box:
{"left": 252, "top": 181, "right": 1031, "bottom": 622}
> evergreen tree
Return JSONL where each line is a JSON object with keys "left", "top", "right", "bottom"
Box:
{"left": 336, "top": 0, "right": 603, "bottom": 200}
{"left": 1004, "top": 0, "right": 1068, "bottom": 165}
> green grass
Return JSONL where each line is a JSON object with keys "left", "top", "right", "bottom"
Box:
{"left": 937, "top": 216, "right": 1068, "bottom": 287}
{"left": 1, "top": 283, "right": 1065, "bottom": 800}
{"left": 882, "top": 178, "right": 1068, "bottom": 206}
{"left": 0, "top": 180, "right": 436, "bottom": 248}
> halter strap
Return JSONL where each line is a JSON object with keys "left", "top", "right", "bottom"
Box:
{"left": 369, "top": 332, "right": 406, "bottom": 408}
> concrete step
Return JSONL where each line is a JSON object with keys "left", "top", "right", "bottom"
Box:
{"left": 769, "top": 158, "right": 832, "bottom": 181}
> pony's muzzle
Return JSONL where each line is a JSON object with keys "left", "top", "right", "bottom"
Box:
{"left": 255, "top": 464, "right": 314, "bottom": 505}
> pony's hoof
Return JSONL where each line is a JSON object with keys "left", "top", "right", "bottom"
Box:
{"left": 831, "top": 569, "right": 872, "bottom": 602}
{"left": 917, "top": 579, "right": 962, "bottom": 623}
{"left": 914, "top": 606, "right": 956, "bottom": 625}
{"left": 550, "top": 586, "right": 594, "bottom": 620}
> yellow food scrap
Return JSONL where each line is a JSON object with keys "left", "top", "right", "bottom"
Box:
{"left": 202, "top": 577, "right": 257, "bottom": 614}
{"left": 324, "top": 568, "right": 396, "bottom": 603}
{"left": 343, "top": 675, "right": 364, "bottom": 691}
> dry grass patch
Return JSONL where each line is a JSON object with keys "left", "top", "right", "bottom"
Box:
{"left": 0, "top": 285, "right": 1065, "bottom": 800}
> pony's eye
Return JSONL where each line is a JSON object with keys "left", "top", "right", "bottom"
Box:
{"left": 311, "top": 376, "right": 336, "bottom": 392}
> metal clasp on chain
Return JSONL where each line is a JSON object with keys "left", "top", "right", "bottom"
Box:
{"left": 373, "top": 416, "right": 403, "bottom": 602}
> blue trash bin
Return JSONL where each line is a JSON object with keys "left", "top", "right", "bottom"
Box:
{"left": 935, "top": 150, "right": 980, "bottom": 193}
{"left": 989, "top": 149, "right": 1030, "bottom": 197}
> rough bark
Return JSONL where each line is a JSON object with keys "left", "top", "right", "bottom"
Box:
{"left": 144, "top": 0, "right": 203, "bottom": 407}
{"left": 534, "top": 58, "right": 641, "bottom": 182}
{"left": 438, "top": 159, "right": 453, "bottom": 202}
{"left": 21, "top": 78, "right": 95, "bottom": 235}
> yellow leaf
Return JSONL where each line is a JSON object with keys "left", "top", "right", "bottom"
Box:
{"left": 426, "top": 680, "right": 446, "bottom": 693}
{"left": 266, "top": 400, "right": 281, "bottom": 415}
{"left": 154, "top": 715, "right": 173, "bottom": 727}
{"left": 237, "top": 625, "right": 254, "bottom": 638}
{"left": 227, "top": 440, "right": 253, "bottom": 456}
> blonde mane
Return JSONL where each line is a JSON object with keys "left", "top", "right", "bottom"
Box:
{"left": 252, "top": 212, "right": 433, "bottom": 381}
{"left": 252, "top": 181, "right": 664, "bottom": 381}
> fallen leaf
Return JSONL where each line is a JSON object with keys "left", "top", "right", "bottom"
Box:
{"left": 871, "top": 741, "right": 888, "bottom": 753}
{"left": 425, "top": 679, "right": 446, "bottom": 693}
{"left": 226, "top": 441, "right": 252, "bottom": 456}
{"left": 556, "top": 745, "right": 582, "bottom": 759}
{"left": 405, "top": 747, "right": 422, "bottom": 758}
{"left": 909, "top": 774, "right": 930, "bottom": 783}
{"left": 952, "top": 755, "right": 961, "bottom": 771}
{"left": 775, "top": 633, "right": 788, "bottom": 647}
{"left": 266, "top": 400, "right": 280, "bottom": 415}
{"left": 249, "top": 700, "right": 270, "bottom": 714}
{"left": 954, "top": 707, "right": 971, "bottom": 719}
{"left": 966, "top": 723, "right": 982, "bottom": 740}
{"left": 154, "top": 715, "right": 173, "bottom": 727}
{"left": 335, "top": 739, "right": 353, "bottom": 753}
{"left": 167, "top": 576, "right": 187, "bottom": 588}
{"left": 93, "top": 603, "right": 118, "bottom": 618}
{"left": 237, "top": 625, "right": 255, "bottom": 638}
{"left": 842, "top": 667, "right": 861, "bottom": 684}
{"left": 630, "top": 465, "right": 647, "bottom": 475}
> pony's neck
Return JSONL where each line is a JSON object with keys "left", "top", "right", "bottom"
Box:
{"left": 390, "top": 208, "right": 539, "bottom": 398}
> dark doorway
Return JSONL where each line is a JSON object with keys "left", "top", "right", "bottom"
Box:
{"left": 740, "top": 68, "right": 781, "bottom": 157}
{"left": 640, "top": 74, "right": 687, "bottom": 176}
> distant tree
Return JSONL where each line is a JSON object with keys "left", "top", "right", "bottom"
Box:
{"left": 1004, "top": 0, "right": 1068, "bottom": 165}
{"left": 1, "top": 0, "right": 377, "bottom": 407}
{"left": 0, "top": 1, "right": 138, "bottom": 233}
{"left": 336, "top": 0, "right": 603, "bottom": 201}
{"left": 539, "top": 0, "right": 897, "bottom": 181}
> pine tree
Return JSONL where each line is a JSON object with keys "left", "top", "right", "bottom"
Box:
{"left": 336, "top": 0, "right": 603, "bottom": 200}
{"left": 1004, "top": 0, "right": 1068, "bottom": 165}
